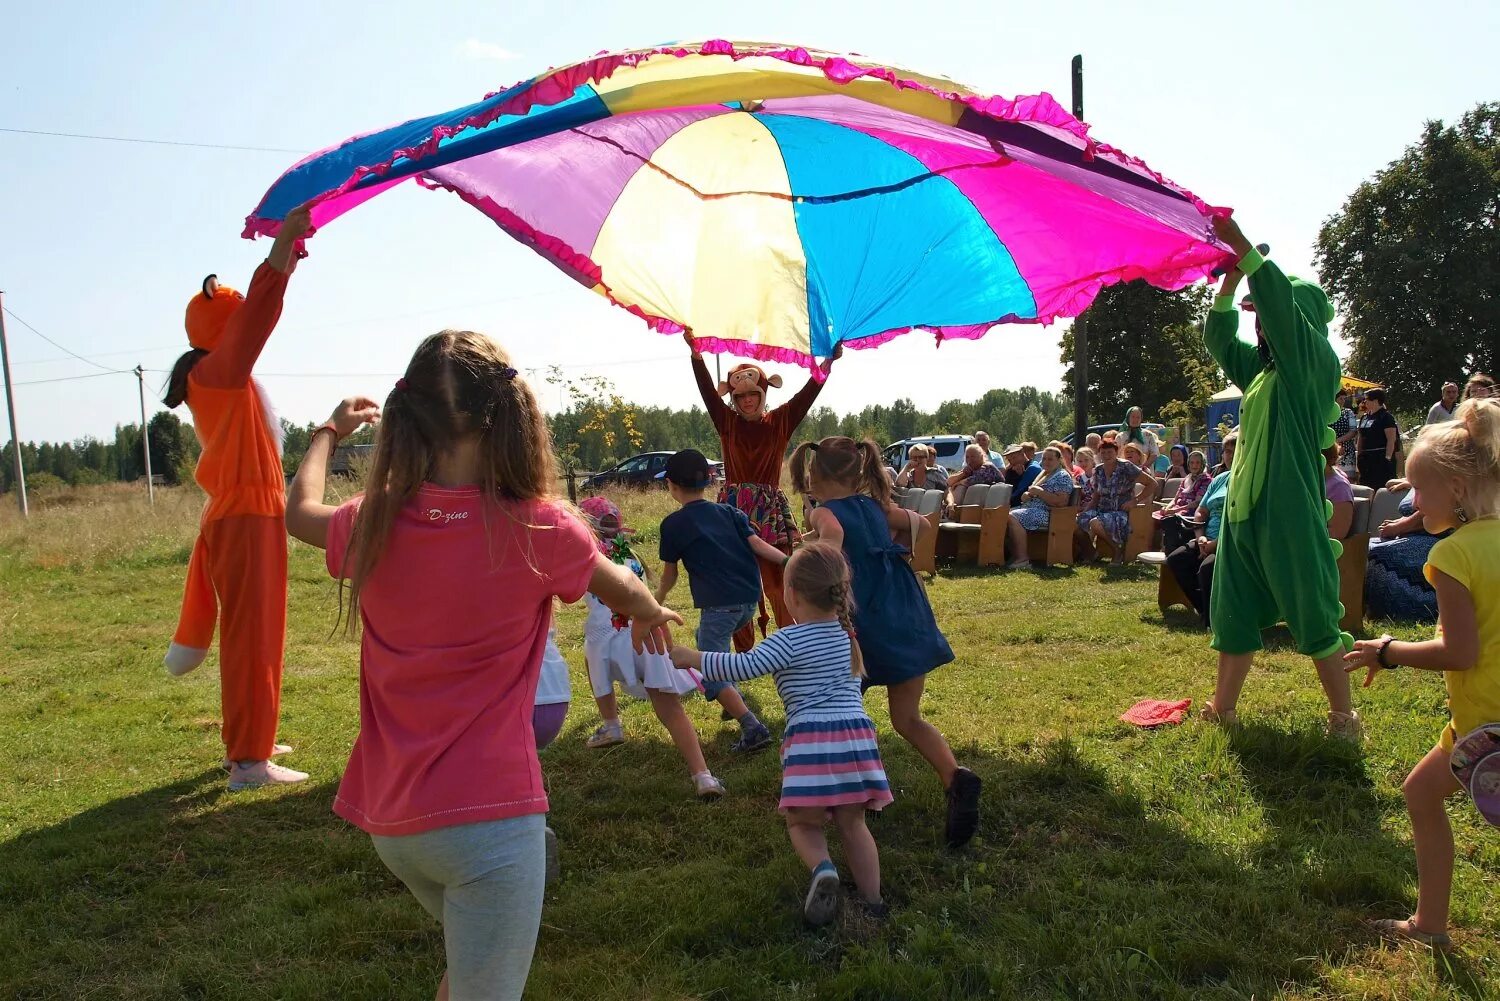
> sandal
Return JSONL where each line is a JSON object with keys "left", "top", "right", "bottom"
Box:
{"left": 1371, "top": 918, "right": 1451, "bottom": 950}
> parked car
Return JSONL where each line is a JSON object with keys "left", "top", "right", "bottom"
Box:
{"left": 1060, "top": 422, "right": 1168, "bottom": 447}
{"left": 882, "top": 435, "right": 991, "bottom": 474}
{"left": 582, "top": 452, "right": 723, "bottom": 491}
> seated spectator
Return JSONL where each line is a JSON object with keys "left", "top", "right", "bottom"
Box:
{"left": 1075, "top": 438, "right": 1156, "bottom": 562}
{"left": 1005, "top": 446, "right": 1077, "bottom": 566}
{"left": 1366, "top": 491, "right": 1453, "bottom": 622}
{"left": 1118, "top": 406, "right": 1162, "bottom": 466}
{"left": 1053, "top": 440, "right": 1082, "bottom": 478}
{"left": 1154, "top": 449, "right": 1211, "bottom": 522}
{"left": 1162, "top": 444, "right": 1190, "bottom": 479}
{"left": 1121, "top": 442, "right": 1157, "bottom": 500}
{"left": 1323, "top": 445, "right": 1355, "bottom": 540}
{"left": 949, "top": 443, "right": 1004, "bottom": 505}
{"left": 1085, "top": 432, "right": 1103, "bottom": 453}
{"left": 895, "top": 444, "right": 949, "bottom": 492}
{"left": 1000, "top": 444, "right": 1032, "bottom": 491}
{"left": 1075, "top": 447, "right": 1098, "bottom": 509}
{"left": 1163, "top": 464, "right": 1232, "bottom": 626}
{"left": 1465, "top": 372, "right": 1494, "bottom": 400}
{"left": 1020, "top": 441, "right": 1038, "bottom": 464}
{"left": 1210, "top": 431, "right": 1238, "bottom": 476}
{"left": 921, "top": 446, "right": 951, "bottom": 489}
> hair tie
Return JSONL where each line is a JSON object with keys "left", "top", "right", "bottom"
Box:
{"left": 394, "top": 377, "right": 409, "bottom": 392}
{"left": 807, "top": 441, "right": 820, "bottom": 451}
{"left": 501, "top": 366, "right": 518, "bottom": 381}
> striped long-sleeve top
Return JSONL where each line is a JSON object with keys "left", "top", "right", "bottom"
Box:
{"left": 700, "top": 620, "right": 868, "bottom": 726}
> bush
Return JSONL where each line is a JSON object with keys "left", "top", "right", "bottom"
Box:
{"left": 24, "top": 472, "right": 68, "bottom": 494}
{"left": 69, "top": 468, "right": 108, "bottom": 487}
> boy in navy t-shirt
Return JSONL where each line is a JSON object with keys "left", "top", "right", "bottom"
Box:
{"left": 658, "top": 449, "right": 785, "bottom": 753}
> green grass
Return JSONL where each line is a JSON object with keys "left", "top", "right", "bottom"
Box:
{"left": 1, "top": 486, "right": 1496, "bottom": 1000}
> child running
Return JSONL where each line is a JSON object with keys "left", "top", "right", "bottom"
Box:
{"left": 790, "top": 436, "right": 982, "bottom": 848}
{"left": 657, "top": 448, "right": 782, "bottom": 752}
{"left": 578, "top": 495, "right": 726, "bottom": 800}
{"left": 671, "top": 542, "right": 891, "bottom": 925}
{"left": 285, "top": 330, "right": 681, "bottom": 1001}
{"left": 1344, "top": 398, "right": 1500, "bottom": 950}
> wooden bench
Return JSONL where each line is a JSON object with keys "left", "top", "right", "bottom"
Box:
{"left": 1157, "top": 497, "right": 1372, "bottom": 633}
{"left": 1025, "top": 488, "right": 1081, "bottom": 567}
{"left": 936, "top": 482, "right": 1012, "bottom": 567}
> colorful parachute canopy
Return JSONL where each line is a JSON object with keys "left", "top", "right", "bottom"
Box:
{"left": 247, "top": 40, "right": 1234, "bottom": 371}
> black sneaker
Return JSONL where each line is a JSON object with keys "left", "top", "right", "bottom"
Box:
{"left": 944, "top": 767, "right": 982, "bottom": 848}
{"left": 730, "top": 722, "right": 773, "bottom": 753}
{"left": 803, "top": 865, "right": 841, "bottom": 926}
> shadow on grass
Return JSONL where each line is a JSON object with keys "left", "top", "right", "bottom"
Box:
{"left": 0, "top": 735, "right": 1455, "bottom": 1001}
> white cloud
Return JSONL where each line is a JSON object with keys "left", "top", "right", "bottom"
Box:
{"left": 457, "top": 39, "right": 518, "bottom": 61}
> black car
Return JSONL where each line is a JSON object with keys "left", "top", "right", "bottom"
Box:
{"left": 581, "top": 452, "right": 675, "bottom": 491}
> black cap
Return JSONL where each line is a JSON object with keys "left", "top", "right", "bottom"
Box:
{"left": 665, "top": 449, "right": 711, "bottom": 488}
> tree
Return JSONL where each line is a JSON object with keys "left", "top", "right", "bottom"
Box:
{"left": 1059, "top": 281, "right": 1220, "bottom": 424}
{"left": 147, "top": 411, "right": 188, "bottom": 484}
{"left": 1019, "top": 405, "right": 1051, "bottom": 447}
{"left": 1315, "top": 102, "right": 1498, "bottom": 402}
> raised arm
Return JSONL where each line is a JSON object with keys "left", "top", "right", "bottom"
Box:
{"left": 285, "top": 396, "right": 381, "bottom": 549}
{"left": 1212, "top": 215, "right": 1334, "bottom": 376}
{"left": 194, "top": 205, "right": 313, "bottom": 389}
{"left": 1202, "top": 271, "right": 1264, "bottom": 392}
{"left": 776, "top": 345, "right": 841, "bottom": 430}
{"left": 687, "top": 335, "right": 729, "bottom": 433}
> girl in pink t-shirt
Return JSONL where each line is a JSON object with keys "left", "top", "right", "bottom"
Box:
{"left": 286, "top": 330, "right": 681, "bottom": 1001}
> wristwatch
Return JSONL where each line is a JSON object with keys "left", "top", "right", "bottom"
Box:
{"left": 1376, "top": 635, "right": 1398, "bottom": 670}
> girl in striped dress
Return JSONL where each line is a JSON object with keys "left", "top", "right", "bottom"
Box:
{"left": 671, "top": 542, "right": 890, "bottom": 926}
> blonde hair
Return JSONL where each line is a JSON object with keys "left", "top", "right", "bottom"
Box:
{"left": 790, "top": 436, "right": 892, "bottom": 508}
{"left": 1412, "top": 398, "right": 1500, "bottom": 521}
{"left": 340, "top": 330, "right": 557, "bottom": 631}
{"left": 784, "top": 542, "right": 863, "bottom": 676}
{"left": 1076, "top": 446, "right": 1097, "bottom": 468}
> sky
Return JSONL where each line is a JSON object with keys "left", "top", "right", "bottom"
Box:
{"left": 2, "top": 0, "right": 1495, "bottom": 444}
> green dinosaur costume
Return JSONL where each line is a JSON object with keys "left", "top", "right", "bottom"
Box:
{"left": 1202, "top": 247, "right": 1355, "bottom": 659}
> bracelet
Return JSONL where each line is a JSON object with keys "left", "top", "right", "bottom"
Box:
{"left": 311, "top": 423, "right": 341, "bottom": 446}
{"left": 1376, "top": 636, "right": 1398, "bottom": 670}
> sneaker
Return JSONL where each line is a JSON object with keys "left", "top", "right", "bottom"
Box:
{"left": 944, "top": 767, "right": 982, "bottom": 849}
{"left": 803, "top": 864, "right": 841, "bottom": 926}
{"left": 227, "top": 759, "right": 309, "bottom": 791}
{"left": 852, "top": 896, "right": 890, "bottom": 923}
{"left": 1137, "top": 551, "right": 1168, "bottom": 566}
{"left": 693, "top": 772, "right": 725, "bottom": 800}
{"left": 544, "top": 826, "right": 560, "bottom": 886}
{"left": 1371, "top": 917, "right": 1451, "bottom": 950}
{"left": 222, "top": 743, "right": 292, "bottom": 772}
{"left": 730, "top": 722, "right": 773, "bottom": 754}
{"left": 1006, "top": 558, "right": 1032, "bottom": 570}
{"left": 585, "top": 721, "right": 624, "bottom": 749}
{"left": 1326, "top": 710, "right": 1364, "bottom": 744}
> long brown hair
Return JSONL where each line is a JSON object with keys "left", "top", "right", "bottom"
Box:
{"left": 789, "top": 435, "right": 891, "bottom": 507}
{"left": 162, "top": 349, "right": 208, "bottom": 408}
{"left": 340, "top": 330, "right": 558, "bottom": 631}
{"left": 784, "top": 541, "right": 863, "bottom": 677}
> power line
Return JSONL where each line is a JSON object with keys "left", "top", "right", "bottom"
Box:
{"left": 13, "top": 370, "right": 126, "bottom": 387}
{"left": 0, "top": 126, "right": 307, "bottom": 155}
{"left": 10, "top": 343, "right": 184, "bottom": 367}
{"left": 1, "top": 307, "right": 127, "bottom": 374}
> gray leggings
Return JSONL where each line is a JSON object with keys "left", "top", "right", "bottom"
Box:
{"left": 371, "top": 813, "right": 546, "bottom": 1001}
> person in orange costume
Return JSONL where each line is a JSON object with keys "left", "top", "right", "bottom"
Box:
{"left": 687, "top": 333, "right": 840, "bottom": 651}
{"left": 162, "top": 206, "right": 313, "bottom": 790}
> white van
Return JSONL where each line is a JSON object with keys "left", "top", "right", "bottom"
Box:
{"left": 883, "top": 435, "right": 1001, "bottom": 474}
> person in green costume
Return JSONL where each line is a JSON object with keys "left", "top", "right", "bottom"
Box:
{"left": 1198, "top": 215, "right": 1360, "bottom": 740}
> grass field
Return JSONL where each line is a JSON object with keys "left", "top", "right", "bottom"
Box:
{"left": 1, "top": 484, "right": 1495, "bottom": 1000}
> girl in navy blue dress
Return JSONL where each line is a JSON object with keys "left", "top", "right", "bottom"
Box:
{"left": 790, "top": 437, "right": 981, "bottom": 848}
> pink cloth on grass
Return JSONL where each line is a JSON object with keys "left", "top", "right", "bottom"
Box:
{"left": 1120, "top": 698, "right": 1193, "bottom": 728}
{"left": 325, "top": 486, "right": 597, "bottom": 836}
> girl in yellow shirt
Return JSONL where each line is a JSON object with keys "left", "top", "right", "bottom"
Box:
{"left": 1346, "top": 398, "right": 1500, "bottom": 949}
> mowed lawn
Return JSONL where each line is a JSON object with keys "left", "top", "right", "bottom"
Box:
{"left": 1, "top": 486, "right": 1495, "bottom": 1001}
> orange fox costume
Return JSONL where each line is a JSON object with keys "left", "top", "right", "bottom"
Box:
{"left": 164, "top": 261, "right": 293, "bottom": 762}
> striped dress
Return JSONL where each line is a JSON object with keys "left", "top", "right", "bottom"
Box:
{"left": 701, "top": 620, "right": 893, "bottom": 813}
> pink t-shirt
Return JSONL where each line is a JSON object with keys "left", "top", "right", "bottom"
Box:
{"left": 325, "top": 485, "right": 596, "bottom": 836}
{"left": 1324, "top": 468, "right": 1354, "bottom": 504}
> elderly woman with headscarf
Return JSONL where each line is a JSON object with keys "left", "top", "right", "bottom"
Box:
{"left": 1118, "top": 406, "right": 1161, "bottom": 467}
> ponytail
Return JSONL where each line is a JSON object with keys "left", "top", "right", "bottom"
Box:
{"left": 163, "top": 349, "right": 207, "bottom": 408}
{"left": 856, "top": 439, "right": 892, "bottom": 509}
{"left": 789, "top": 441, "right": 817, "bottom": 497}
{"left": 787, "top": 436, "right": 889, "bottom": 505}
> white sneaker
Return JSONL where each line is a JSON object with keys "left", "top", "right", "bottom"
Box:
{"left": 227, "top": 759, "right": 309, "bottom": 791}
{"left": 693, "top": 772, "right": 725, "bottom": 800}
{"left": 222, "top": 743, "right": 293, "bottom": 772}
{"left": 585, "top": 721, "right": 625, "bottom": 749}
{"left": 1137, "top": 551, "right": 1168, "bottom": 566}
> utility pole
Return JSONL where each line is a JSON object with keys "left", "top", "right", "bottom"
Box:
{"left": 134, "top": 365, "right": 154, "bottom": 506}
{"left": 0, "top": 292, "right": 28, "bottom": 518}
{"left": 1069, "top": 54, "right": 1090, "bottom": 447}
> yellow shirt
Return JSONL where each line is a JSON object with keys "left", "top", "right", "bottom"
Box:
{"left": 1425, "top": 520, "right": 1500, "bottom": 745}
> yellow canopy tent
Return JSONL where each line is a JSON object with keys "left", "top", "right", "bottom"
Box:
{"left": 1341, "top": 374, "right": 1382, "bottom": 392}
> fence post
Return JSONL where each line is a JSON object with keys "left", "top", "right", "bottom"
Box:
{"left": 567, "top": 470, "right": 577, "bottom": 503}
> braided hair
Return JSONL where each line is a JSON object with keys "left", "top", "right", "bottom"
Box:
{"left": 784, "top": 541, "right": 864, "bottom": 677}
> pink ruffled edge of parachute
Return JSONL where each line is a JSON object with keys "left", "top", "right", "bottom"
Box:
{"left": 242, "top": 38, "right": 1227, "bottom": 240}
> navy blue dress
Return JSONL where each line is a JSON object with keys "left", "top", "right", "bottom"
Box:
{"left": 821, "top": 495, "right": 954, "bottom": 687}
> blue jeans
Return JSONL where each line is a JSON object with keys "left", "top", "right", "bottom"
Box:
{"left": 371, "top": 813, "right": 545, "bottom": 1000}
{"left": 696, "top": 602, "right": 756, "bottom": 700}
